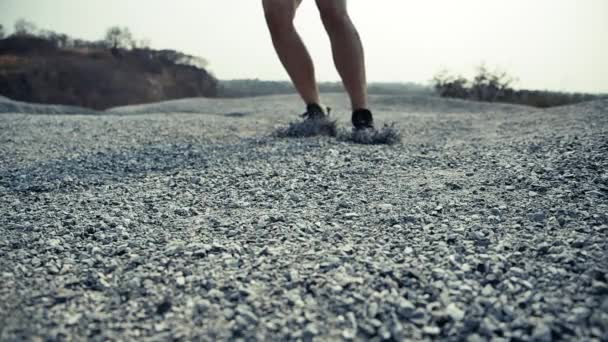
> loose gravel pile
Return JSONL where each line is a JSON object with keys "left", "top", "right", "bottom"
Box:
{"left": 0, "top": 96, "right": 97, "bottom": 115}
{"left": 1, "top": 94, "right": 607, "bottom": 341}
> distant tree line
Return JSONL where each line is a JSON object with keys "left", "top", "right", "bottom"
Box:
{"left": 218, "top": 79, "right": 431, "bottom": 98}
{"left": 433, "top": 65, "right": 606, "bottom": 108}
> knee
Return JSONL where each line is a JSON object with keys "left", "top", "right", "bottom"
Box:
{"left": 263, "top": 0, "right": 295, "bottom": 34}
{"left": 317, "top": 2, "right": 349, "bottom": 30}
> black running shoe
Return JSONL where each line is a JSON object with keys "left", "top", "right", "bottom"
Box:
{"left": 352, "top": 108, "right": 374, "bottom": 130}
{"left": 302, "top": 103, "right": 329, "bottom": 120}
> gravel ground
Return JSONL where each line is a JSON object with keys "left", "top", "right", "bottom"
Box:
{"left": 1, "top": 93, "right": 607, "bottom": 341}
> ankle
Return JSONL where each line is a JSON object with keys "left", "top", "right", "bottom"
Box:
{"left": 353, "top": 108, "right": 372, "bottom": 115}
{"left": 307, "top": 103, "right": 324, "bottom": 113}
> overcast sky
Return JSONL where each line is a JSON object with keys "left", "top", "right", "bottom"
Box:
{"left": 1, "top": 0, "right": 607, "bottom": 93}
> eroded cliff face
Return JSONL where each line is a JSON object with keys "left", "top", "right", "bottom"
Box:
{"left": 0, "top": 36, "right": 218, "bottom": 110}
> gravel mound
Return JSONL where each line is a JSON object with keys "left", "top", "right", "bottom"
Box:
{"left": 0, "top": 96, "right": 97, "bottom": 115}
{"left": 107, "top": 97, "right": 222, "bottom": 115}
{"left": 1, "top": 95, "right": 607, "bottom": 340}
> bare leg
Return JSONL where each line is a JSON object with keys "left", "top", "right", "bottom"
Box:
{"left": 316, "top": 0, "right": 368, "bottom": 110}
{"left": 263, "top": 0, "right": 320, "bottom": 106}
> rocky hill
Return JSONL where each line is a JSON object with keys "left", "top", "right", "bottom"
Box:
{"left": 0, "top": 36, "right": 218, "bottom": 110}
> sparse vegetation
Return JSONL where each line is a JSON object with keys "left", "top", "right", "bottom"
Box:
{"left": 433, "top": 65, "right": 606, "bottom": 108}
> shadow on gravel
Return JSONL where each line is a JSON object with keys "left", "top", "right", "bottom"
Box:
{"left": 0, "top": 143, "right": 218, "bottom": 193}
{"left": 223, "top": 112, "right": 252, "bottom": 118}
{"left": 0, "top": 138, "right": 333, "bottom": 194}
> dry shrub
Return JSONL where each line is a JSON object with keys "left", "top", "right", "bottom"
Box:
{"left": 433, "top": 65, "right": 606, "bottom": 108}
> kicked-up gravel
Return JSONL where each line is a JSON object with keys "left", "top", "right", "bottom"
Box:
{"left": 1, "top": 93, "right": 607, "bottom": 341}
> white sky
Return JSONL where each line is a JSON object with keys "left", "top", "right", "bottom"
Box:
{"left": 1, "top": 0, "right": 607, "bottom": 93}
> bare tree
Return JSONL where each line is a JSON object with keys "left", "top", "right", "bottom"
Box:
{"left": 0, "top": 24, "right": 5, "bottom": 39}
{"left": 470, "top": 64, "right": 515, "bottom": 102}
{"left": 104, "top": 26, "right": 134, "bottom": 50}
{"left": 14, "top": 18, "right": 38, "bottom": 36}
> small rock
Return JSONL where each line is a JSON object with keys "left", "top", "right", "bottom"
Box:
{"left": 48, "top": 239, "right": 61, "bottom": 248}
{"left": 288, "top": 269, "right": 300, "bottom": 282}
{"left": 65, "top": 313, "right": 82, "bottom": 325}
{"left": 342, "top": 329, "right": 356, "bottom": 340}
{"left": 211, "top": 243, "right": 226, "bottom": 253}
{"left": 570, "top": 238, "right": 587, "bottom": 248}
{"left": 31, "top": 257, "right": 42, "bottom": 267}
{"left": 536, "top": 242, "right": 551, "bottom": 255}
{"left": 528, "top": 211, "right": 546, "bottom": 222}
{"left": 194, "top": 300, "right": 211, "bottom": 315}
{"left": 466, "top": 333, "right": 484, "bottom": 342}
{"left": 47, "top": 264, "right": 60, "bottom": 275}
{"left": 236, "top": 304, "right": 258, "bottom": 324}
{"left": 378, "top": 325, "right": 392, "bottom": 341}
{"left": 165, "top": 243, "right": 184, "bottom": 256}
{"left": 592, "top": 281, "right": 608, "bottom": 295}
{"left": 335, "top": 272, "right": 363, "bottom": 287}
{"left": 378, "top": 203, "right": 394, "bottom": 211}
{"left": 397, "top": 298, "right": 416, "bottom": 318}
{"left": 488, "top": 215, "right": 500, "bottom": 223}
{"left": 423, "top": 325, "right": 440, "bottom": 335}
{"left": 156, "top": 300, "right": 172, "bottom": 315}
{"left": 341, "top": 244, "right": 354, "bottom": 254}
{"left": 510, "top": 267, "right": 525, "bottom": 275}
{"left": 446, "top": 182, "right": 463, "bottom": 190}
{"left": 303, "top": 323, "right": 319, "bottom": 338}
{"left": 410, "top": 309, "right": 428, "bottom": 325}
{"left": 174, "top": 207, "right": 190, "bottom": 216}
{"left": 531, "top": 323, "right": 552, "bottom": 342}
{"left": 154, "top": 322, "right": 167, "bottom": 332}
{"left": 223, "top": 308, "right": 235, "bottom": 320}
{"left": 368, "top": 302, "right": 379, "bottom": 318}
{"left": 126, "top": 277, "right": 141, "bottom": 288}
{"left": 446, "top": 303, "right": 465, "bottom": 321}
{"left": 571, "top": 307, "right": 590, "bottom": 322}
{"left": 481, "top": 284, "right": 494, "bottom": 296}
